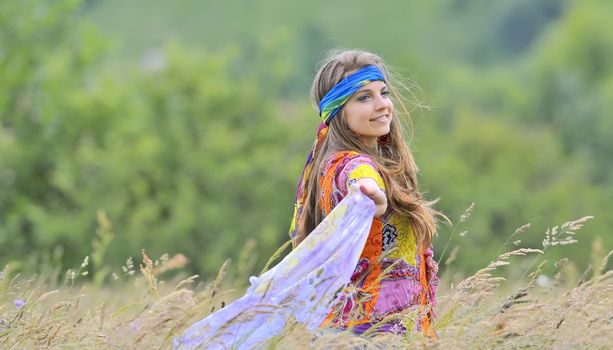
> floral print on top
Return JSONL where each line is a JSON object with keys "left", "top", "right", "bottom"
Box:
{"left": 319, "top": 151, "right": 438, "bottom": 336}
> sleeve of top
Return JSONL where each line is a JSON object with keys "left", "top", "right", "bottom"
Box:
{"left": 336, "top": 155, "right": 386, "bottom": 198}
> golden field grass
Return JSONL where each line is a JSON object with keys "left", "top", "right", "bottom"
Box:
{"left": 1, "top": 215, "right": 611, "bottom": 349}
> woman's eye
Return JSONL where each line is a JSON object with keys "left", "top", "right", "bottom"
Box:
{"left": 382, "top": 90, "right": 391, "bottom": 96}
{"left": 357, "top": 95, "right": 371, "bottom": 101}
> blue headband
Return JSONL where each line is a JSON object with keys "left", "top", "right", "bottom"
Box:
{"left": 318, "top": 65, "right": 385, "bottom": 125}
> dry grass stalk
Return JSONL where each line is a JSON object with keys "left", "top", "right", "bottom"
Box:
{"left": 0, "top": 227, "right": 610, "bottom": 349}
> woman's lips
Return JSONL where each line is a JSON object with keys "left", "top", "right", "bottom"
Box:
{"left": 370, "top": 115, "right": 389, "bottom": 123}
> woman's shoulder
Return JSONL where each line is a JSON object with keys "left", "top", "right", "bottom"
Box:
{"left": 324, "top": 151, "right": 378, "bottom": 171}
{"left": 322, "top": 151, "right": 385, "bottom": 191}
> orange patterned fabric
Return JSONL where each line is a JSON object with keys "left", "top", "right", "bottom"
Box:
{"left": 318, "top": 151, "right": 438, "bottom": 337}
{"left": 320, "top": 151, "right": 383, "bottom": 327}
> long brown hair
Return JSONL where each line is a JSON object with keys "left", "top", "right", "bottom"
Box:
{"left": 295, "top": 49, "right": 449, "bottom": 250}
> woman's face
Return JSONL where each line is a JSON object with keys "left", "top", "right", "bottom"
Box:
{"left": 342, "top": 80, "right": 393, "bottom": 148}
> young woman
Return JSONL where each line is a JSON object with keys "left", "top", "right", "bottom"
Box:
{"left": 289, "top": 49, "right": 447, "bottom": 337}
{"left": 175, "top": 50, "right": 446, "bottom": 349}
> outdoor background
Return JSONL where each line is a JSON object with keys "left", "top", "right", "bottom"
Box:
{"left": 2, "top": 0, "right": 612, "bottom": 281}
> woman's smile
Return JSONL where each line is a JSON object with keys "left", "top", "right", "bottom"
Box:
{"left": 369, "top": 114, "right": 390, "bottom": 123}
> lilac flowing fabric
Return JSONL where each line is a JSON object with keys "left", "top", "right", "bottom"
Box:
{"left": 174, "top": 188, "right": 375, "bottom": 349}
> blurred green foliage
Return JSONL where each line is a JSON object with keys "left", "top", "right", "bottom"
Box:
{"left": 1, "top": 0, "right": 611, "bottom": 278}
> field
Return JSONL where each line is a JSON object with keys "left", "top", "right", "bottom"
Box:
{"left": 1, "top": 217, "right": 611, "bottom": 349}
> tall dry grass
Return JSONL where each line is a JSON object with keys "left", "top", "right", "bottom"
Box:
{"left": 1, "top": 213, "right": 611, "bottom": 349}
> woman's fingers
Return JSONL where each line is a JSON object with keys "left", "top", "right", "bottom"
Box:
{"left": 357, "top": 179, "right": 378, "bottom": 196}
{"left": 358, "top": 181, "right": 384, "bottom": 204}
{"left": 355, "top": 178, "right": 387, "bottom": 217}
{"left": 359, "top": 183, "right": 377, "bottom": 196}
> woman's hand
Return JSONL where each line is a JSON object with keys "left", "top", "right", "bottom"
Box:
{"left": 352, "top": 178, "right": 387, "bottom": 217}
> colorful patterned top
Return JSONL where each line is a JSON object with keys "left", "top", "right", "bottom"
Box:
{"left": 319, "top": 151, "right": 439, "bottom": 335}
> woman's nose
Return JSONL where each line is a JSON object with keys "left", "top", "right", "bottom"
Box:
{"left": 375, "top": 94, "right": 390, "bottom": 110}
